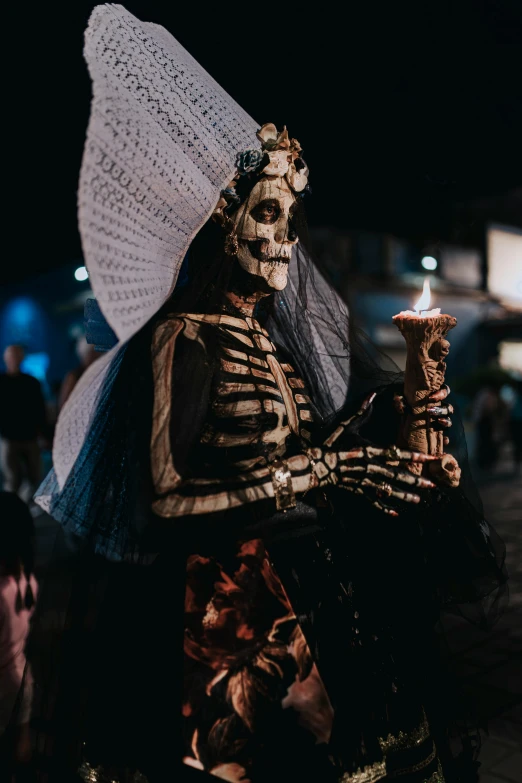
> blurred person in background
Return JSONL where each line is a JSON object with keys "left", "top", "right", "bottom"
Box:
{"left": 0, "top": 347, "right": 46, "bottom": 502}
{"left": 58, "top": 337, "right": 99, "bottom": 413}
{"left": 508, "top": 379, "right": 522, "bottom": 473}
{"left": 0, "top": 492, "right": 38, "bottom": 780}
{"left": 471, "top": 382, "right": 507, "bottom": 471}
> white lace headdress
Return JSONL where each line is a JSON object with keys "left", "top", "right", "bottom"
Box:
{"left": 80, "top": 3, "right": 259, "bottom": 342}
{"left": 49, "top": 3, "right": 259, "bottom": 492}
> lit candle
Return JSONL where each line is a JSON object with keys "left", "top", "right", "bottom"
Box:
{"left": 392, "top": 279, "right": 461, "bottom": 486}
{"left": 395, "top": 278, "right": 441, "bottom": 318}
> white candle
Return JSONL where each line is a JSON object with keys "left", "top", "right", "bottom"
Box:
{"left": 397, "top": 308, "right": 442, "bottom": 318}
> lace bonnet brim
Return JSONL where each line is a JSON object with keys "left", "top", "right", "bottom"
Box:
{"left": 48, "top": 4, "right": 259, "bottom": 491}
{"left": 80, "top": 3, "right": 259, "bottom": 342}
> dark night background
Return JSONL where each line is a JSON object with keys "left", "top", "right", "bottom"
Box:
{"left": 5, "top": 0, "right": 522, "bottom": 284}
{"left": 1, "top": 6, "right": 521, "bottom": 777}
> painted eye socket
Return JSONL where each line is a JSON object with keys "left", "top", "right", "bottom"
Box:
{"left": 250, "top": 199, "right": 281, "bottom": 225}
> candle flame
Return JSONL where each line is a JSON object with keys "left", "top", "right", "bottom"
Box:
{"left": 414, "top": 278, "right": 431, "bottom": 314}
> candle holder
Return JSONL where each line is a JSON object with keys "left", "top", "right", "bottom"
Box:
{"left": 392, "top": 311, "right": 461, "bottom": 487}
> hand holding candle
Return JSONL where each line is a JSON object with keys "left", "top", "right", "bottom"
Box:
{"left": 393, "top": 279, "right": 461, "bottom": 487}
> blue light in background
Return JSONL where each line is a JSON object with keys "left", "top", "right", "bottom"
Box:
{"left": 0, "top": 297, "right": 48, "bottom": 369}
{"left": 3, "top": 298, "right": 35, "bottom": 337}
{"left": 21, "top": 352, "right": 50, "bottom": 384}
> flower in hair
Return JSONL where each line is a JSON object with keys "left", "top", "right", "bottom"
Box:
{"left": 213, "top": 123, "right": 309, "bottom": 220}
{"left": 213, "top": 178, "right": 241, "bottom": 220}
{"left": 222, "top": 185, "right": 241, "bottom": 205}
{"left": 263, "top": 149, "right": 292, "bottom": 177}
{"left": 256, "top": 123, "right": 308, "bottom": 192}
{"left": 236, "top": 148, "right": 265, "bottom": 175}
{"left": 289, "top": 138, "right": 302, "bottom": 160}
{"left": 257, "top": 123, "right": 291, "bottom": 151}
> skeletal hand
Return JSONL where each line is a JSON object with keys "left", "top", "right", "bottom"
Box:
{"left": 394, "top": 383, "right": 453, "bottom": 447}
{"left": 309, "top": 445, "right": 437, "bottom": 517}
{"left": 323, "top": 392, "right": 376, "bottom": 449}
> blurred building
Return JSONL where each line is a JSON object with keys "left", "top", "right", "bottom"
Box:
{"left": 310, "top": 193, "right": 522, "bottom": 385}
{"left": 1, "top": 192, "right": 520, "bottom": 404}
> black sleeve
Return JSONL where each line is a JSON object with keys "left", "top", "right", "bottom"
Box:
{"left": 167, "top": 327, "right": 215, "bottom": 477}
{"left": 358, "top": 384, "right": 507, "bottom": 624}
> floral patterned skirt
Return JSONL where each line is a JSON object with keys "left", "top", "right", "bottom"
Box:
{"left": 180, "top": 538, "right": 444, "bottom": 783}
{"left": 181, "top": 538, "right": 336, "bottom": 781}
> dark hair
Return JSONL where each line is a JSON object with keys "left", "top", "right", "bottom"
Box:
{"left": 0, "top": 492, "right": 35, "bottom": 610}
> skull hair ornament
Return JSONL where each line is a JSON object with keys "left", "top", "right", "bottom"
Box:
{"left": 213, "top": 124, "right": 309, "bottom": 292}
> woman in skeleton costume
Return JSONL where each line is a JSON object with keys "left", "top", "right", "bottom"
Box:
{"left": 24, "top": 6, "right": 506, "bottom": 783}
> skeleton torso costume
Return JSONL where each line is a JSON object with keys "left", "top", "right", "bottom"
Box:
{"left": 151, "top": 312, "right": 315, "bottom": 517}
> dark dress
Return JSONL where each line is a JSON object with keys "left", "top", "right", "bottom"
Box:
{"left": 145, "top": 313, "right": 449, "bottom": 783}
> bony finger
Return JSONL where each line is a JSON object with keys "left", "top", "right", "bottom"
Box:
{"left": 427, "top": 406, "right": 448, "bottom": 416}
{"left": 372, "top": 499, "right": 399, "bottom": 517}
{"left": 375, "top": 484, "right": 421, "bottom": 504}
{"left": 399, "top": 450, "right": 438, "bottom": 463}
{"left": 375, "top": 445, "right": 417, "bottom": 462}
{"left": 340, "top": 464, "right": 365, "bottom": 473}
{"left": 366, "top": 463, "right": 396, "bottom": 479}
{"left": 339, "top": 449, "right": 365, "bottom": 461}
{"left": 428, "top": 384, "right": 450, "bottom": 402}
{"left": 361, "top": 477, "right": 421, "bottom": 504}
{"left": 394, "top": 472, "right": 435, "bottom": 489}
{"left": 365, "top": 446, "right": 388, "bottom": 460}
{"left": 324, "top": 393, "right": 377, "bottom": 447}
{"left": 369, "top": 445, "right": 437, "bottom": 464}
{"left": 391, "top": 470, "right": 416, "bottom": 485}
{"left": 361, "top": 391, "right": 377, "bottom": 411}
{"left": 324, "top": 421, "right": 354, "bottom": 448}
{"left": 393, "top": 394, "right": 407, "bottom": 414}
{"left": 400, "top": 491, "right": 422, "bottom": 504}
{"left": 443, "top": 436, "right": 450, "bottom": 446}
{"left": 341, "top": 477, "right": 363, "bottom": 486}
{"left": 416, "top": 476, "right": 435, "bottom": 489}
{"left": 434, "top": 418, "right": 452, "bottom": 429}
{"left": 427, "top": 389, "right": 447, "bottom": 402}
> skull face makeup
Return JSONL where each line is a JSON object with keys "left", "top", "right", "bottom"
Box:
{"left": 230, "top": 176, "right": 298, "bottom": 292}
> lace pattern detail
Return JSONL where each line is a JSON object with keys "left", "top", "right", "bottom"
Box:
{"left": 80, "top": 4, "right": 259, "bottom": 343}
{"left": 340, "top": 760, "right": 387, "bottom": 783}
{"left": 378, "top": 712, "right": 431, "bottom": 753}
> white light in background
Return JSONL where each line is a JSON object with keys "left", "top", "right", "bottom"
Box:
{"left": 487, "top": 226, "right": 522, "bottom": 306}
{"left": 74, "top": 266, "right": 89, "bottom": 282}
{"left": 499, "top": 341, "right": 522, "bottom": 376}
{"left": 421, "top": 256, "right": 438, "bottom": 271}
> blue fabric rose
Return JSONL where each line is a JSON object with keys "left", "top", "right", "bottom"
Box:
{"left": 236, "top": 148, "right": 264, "bottom": 175}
